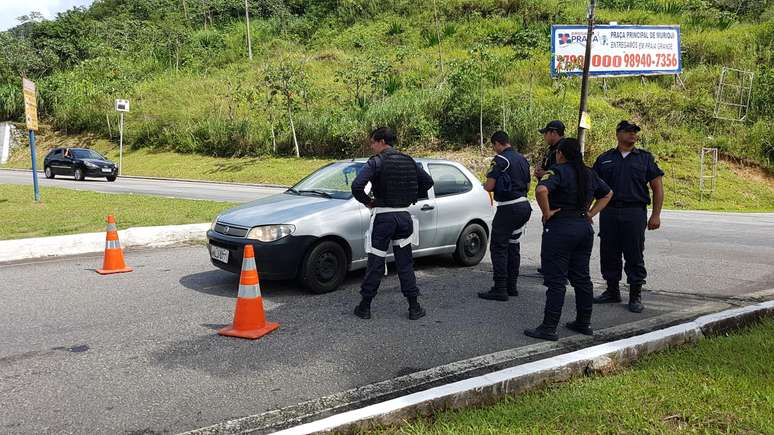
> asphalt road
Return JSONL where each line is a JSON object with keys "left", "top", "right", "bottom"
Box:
{"left": 1, "top": 210, "right": 773, "bottom": 434}
{"left": 0, "top": 169, "right": 285, "bottom": 202}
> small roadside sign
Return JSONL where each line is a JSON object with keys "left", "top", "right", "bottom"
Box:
{"left": 115, "top": 99, "right": 130, "bottom": 112}
{"left": 22, "top": 78, "right": 38, "bottom": 131}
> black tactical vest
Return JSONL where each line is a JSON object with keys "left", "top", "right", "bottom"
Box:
{"left": 375, "top": 149, "right": 419, "bottom": 208}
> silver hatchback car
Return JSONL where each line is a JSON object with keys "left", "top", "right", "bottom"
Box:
{"left": 207, "top": 159, "right": 495, "bottom": 293}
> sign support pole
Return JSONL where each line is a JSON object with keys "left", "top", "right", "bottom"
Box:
{"left": 577, "top": 0, "right": 596, "bottom": 156}
{"left": 119, "top": 112, "right": 124, "bottom": 176}
{"left": 29, "top": 130, "right": 40, "bottom": 202}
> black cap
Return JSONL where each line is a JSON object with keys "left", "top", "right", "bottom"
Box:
{"left": 616, "top": 120, "right": 641, "bottom": 133}
{"left": 539, "top": 120, "right": 565, "bottom": 134}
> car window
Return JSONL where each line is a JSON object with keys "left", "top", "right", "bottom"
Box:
{"left": 417, "top": 163, "right": 428, "bottom": 200}
{"left": 49, "top": 149, "right": 62, "bottom": 158}
{"left": 291, "top": 162, "right": 365, "bottom": 200}
{"left": 71, "top": 149, "right": 106, "bottom": 160}
{"left": 429, "top": 164, "right": 473, "bottom": 197}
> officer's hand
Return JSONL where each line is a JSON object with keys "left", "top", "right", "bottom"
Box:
{"left": 542, "top": 208, "right": 561, "bottom": 223}
{"left": 647, "top": 214, "right": 661, "bottom": 230}
{"left": 534, "top": 168, "right": 546, "bottom": 179}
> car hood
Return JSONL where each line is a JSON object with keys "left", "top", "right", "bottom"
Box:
{"left": 82, "top": 158, "right": 114, "bottom": 166}
{"left": 216, "top": 192, "right": 349, "bottom": 227}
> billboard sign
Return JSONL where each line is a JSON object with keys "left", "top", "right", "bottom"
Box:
{"left": 551, "top": 25, "right": 681, "bottom": 77}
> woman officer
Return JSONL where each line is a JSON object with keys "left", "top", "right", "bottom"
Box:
{"left": 525, "top": 138, "right": 613, "bottom": 341}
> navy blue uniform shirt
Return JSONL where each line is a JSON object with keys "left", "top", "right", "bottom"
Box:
{"left": 486, "top": 147, "right": 531, "bottom": 202}
{"left": 351, "top": 148, "right": 434, "bottom": 207}
{"left": 592, "top": 148, "right": 663, "bottom": 205}
{"left": 539, "top": 163, "right": 611, "bottom": 211}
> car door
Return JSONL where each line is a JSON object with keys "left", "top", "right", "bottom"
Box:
{"left": 408, "top": 162, "right": 437, "bottom": 250}
{"left": 49, "top": 149, "right": 65, "bottom": 175}
{"left": 427, "top": 163, "right": 476, "bottom": 247}
{"left": 62, "top": 149, "right": 75, "bottom": 175}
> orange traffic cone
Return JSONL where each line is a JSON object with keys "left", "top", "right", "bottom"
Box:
{"left": 218, "top": 245, "right": 279, "bottom": 340}
{"left": 96, "top": 215, "right": 133, "bottom": 275}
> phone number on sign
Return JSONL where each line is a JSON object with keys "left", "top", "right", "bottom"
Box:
{"left": 556, "top": 53, "right": 679, "bottom": 71}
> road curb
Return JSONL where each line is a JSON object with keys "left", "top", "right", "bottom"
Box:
{"left": 0, "top": 168, "right": 289, "bottom": 188}
{"left": 183, "top": 299, "right": 774, "bottom": 435}
{"left": 0, "top": 223, "right": 209, "bottom": 263}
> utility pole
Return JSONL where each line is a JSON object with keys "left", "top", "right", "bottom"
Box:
{"left": 245, "top": 0, "right": 253, "bottom": 61}
{"left": 577, "top": 0, "right": 596, "bottom": 155}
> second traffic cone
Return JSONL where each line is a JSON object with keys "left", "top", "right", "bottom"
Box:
{"left": 218, "top": 245, "right": 279, "bottom": 340}
{"left": 96, "top": 215, "right": 133, "bottom": 275}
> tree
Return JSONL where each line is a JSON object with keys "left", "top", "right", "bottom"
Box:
{"left": 264, "top": 56, "right": 307, "bottom": 157}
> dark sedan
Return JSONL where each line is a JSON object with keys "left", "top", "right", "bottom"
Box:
{"left": 43, "top": 147, "right": 118, "bottom": 181}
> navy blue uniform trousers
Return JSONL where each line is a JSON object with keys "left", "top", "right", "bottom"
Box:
{"left": 541, "top": 217, "right": 595, "bottom": 320}
{"left": 599, "top": 206, "right": 647, "bottom": 285}
{"left": 490, "top": 202, "right": 532, "bottom": 289}
{"left": 361, "top": 211, "right": 418, "bottom": 299}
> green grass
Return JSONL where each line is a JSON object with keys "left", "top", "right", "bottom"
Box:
{"left": 380, "top": 319, "right": 774, "bottom": 434}
{"left": 3, "top": 131, "right": 332, "bottom": 185}
{"left": 0, "top": 184, "right": 236, "bottom": 240}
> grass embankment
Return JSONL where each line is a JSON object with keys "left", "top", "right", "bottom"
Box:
{"left": 382, "top": 318, "right": 774, "bottom": 434}
{"left": 0, "top": 184, "right": 235, "bottom": 240}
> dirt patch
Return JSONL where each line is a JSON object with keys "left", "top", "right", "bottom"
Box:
{"left": 721, "top": 156, "right": 774, "bottom": 190}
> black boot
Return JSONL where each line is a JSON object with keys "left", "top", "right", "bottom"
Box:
{"left": 507, "top": 281, "right": 519, "bottom": 297}
{"left": 628, "top": 285, "right": 644, "bottom": 313}
{"left": 594, "top": 281, "right": 622, "bottom": 303}
{"left": 354, "top": 297, "right": 372, "bottom": 319}
{"left": 565, "top": 310, "right": 593, "bottom": 336}
{"left": 408, "top": 296, "right": 426, "bottom": 320}
{"left": 524, "top": 311, "right": 560, "bottom": 341}
{"left": 478, "top": 286, "right": 509, "bottom": 301}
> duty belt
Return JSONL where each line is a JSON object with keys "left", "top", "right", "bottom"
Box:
{"left": 495, "top": 196, "right": 529, "bottom": 207}
{"left": 609, "top": 201, "right": 646, "bottom": 208}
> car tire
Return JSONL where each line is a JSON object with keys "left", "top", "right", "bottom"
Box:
{"left": 453, "top": 223, "right": 488, "bottom": 267}
{"left": 106, "top": 175, "right": 117, "bottom": 182}
{"left": 299, "top": 240, "right": 348, "bottom": 294}
{"left": 74, "top": 168, "right": 85, "bottom": 181}
{"left": 44, "top": 166, "right": 54, "bottom": 179}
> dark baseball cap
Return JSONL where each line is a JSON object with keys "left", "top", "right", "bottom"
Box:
{"left": 616, "top": 120, "right": 641, "bottom": 132}
{"left": 539, "top": 120, "right": 565, "bottom": 134}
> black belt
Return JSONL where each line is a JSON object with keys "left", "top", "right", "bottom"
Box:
{"left": 609, "top": 201, "right": 646, "bottom": 208}
{"left": 552, "top": 209, "right": 587, "bottom": 219}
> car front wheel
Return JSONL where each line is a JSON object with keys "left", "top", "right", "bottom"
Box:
{"left": 74, "top": 168, "right": 85, "bottom": 181}
{"left": 44, "top": 166, "right": 54, "bottom": 179}
{"left": 299, "top": 240, "right": 348, "bottom": 294}
{"left": 453, "top": 223, "right": 488, "bottom": 266}
{"left": 106, "top": 175, "right": 117, "bottom": 182}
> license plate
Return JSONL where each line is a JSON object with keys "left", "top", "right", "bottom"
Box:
{"left": 101, "top": 168, "right": 112, "bottom": 173}
{"left": 210, "top": 245, "right": 229, "bottom": 263}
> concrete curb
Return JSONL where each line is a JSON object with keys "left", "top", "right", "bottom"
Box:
{"left": 0, "top": 168, "right": 288, "bottom": 188}
{"left": 182, "top": 299, "right": 774, "bottom": 435}
{"left": 271, "top": 300, "right": 774, "bottom": 435}
{"left": 0, "top": 223, "right": 209, "bottom": 263}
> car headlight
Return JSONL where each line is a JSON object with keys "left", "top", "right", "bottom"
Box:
{"left": 210, "top": 216, "right": 220, "bottom": 231}
{"left": 85, "top": 162, "right": 98, "bottom": 168}
{"left": 246, "top": 224, "right": 295, "bottom": 242}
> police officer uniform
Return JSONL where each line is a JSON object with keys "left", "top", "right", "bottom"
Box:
{"left": 592, "top": 122, "right": 664, "bottom": 313}
{"left": 537, "top": 120, "right": 566, "bottom": 179}
{"left": 478, "top": 146, "right": 532, "bottom": 301}
{"left": 351, "top": 147, "right": 434, "bottom": 320}
{"left": 525, "top": 149, "right": 611, "bottom": 341}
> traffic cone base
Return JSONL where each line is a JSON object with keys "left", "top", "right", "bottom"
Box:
{"left": 96, "top": 265, "right": 133, "bottom": 275}
{"left": 218, "top": 297, "right": 279, "bottom": 339}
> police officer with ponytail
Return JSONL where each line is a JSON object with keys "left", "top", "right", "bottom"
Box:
{"left": 525, "top": 138, "right": 612, "bottom": 341}
{"left": 478, "top": 131, "right": 532, "bottom": 301}
{"left": 351, "top": 127, "right": 434, "bottom": 320}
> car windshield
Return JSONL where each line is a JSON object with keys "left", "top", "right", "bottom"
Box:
{"left": 72, "top": 149, "right": 106, "bottom": 160}
{"left": 289, "top": 162, "right": 365, "bottom": 200}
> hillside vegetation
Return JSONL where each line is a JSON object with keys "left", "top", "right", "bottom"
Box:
{"left": 1, "top": 0, "right": 773, "bottom": 173}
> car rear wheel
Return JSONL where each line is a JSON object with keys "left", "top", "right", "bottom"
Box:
{"left": 44, "top": 166, "right": 54, "bottom": 179}
{"left": 299, "top": 240, "right": 348, "bottom": 294}
{"left": 453, "top": 223, "right": 488, "bottom": 267}
{"left": 74, "top": 168, "right": 85, "bottom": 181}
{"left": 106, "top": 175, "right": 117, "bottom": 182}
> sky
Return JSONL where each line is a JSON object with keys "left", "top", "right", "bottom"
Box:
{"left": 0, "top": 0, "right": 94, "bottom": 32}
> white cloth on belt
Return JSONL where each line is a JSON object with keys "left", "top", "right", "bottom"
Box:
{"left": 365, "top": 207, "right": 419, "bottom": 258}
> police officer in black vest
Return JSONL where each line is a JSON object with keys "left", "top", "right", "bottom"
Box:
{"left": 534, "top": 120, "right": 566, "bottom": 181}
{"left": 525, "top": 138, "right": 612, "bottom": 341}
{"left": 351, "top": 127, "right": 434, "bottom": 320}
{"left": 592, "top": 121, "right": 664, "bottom": 313}
{"left": 478, "top": 131, "right": 532, "bottom": 301}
